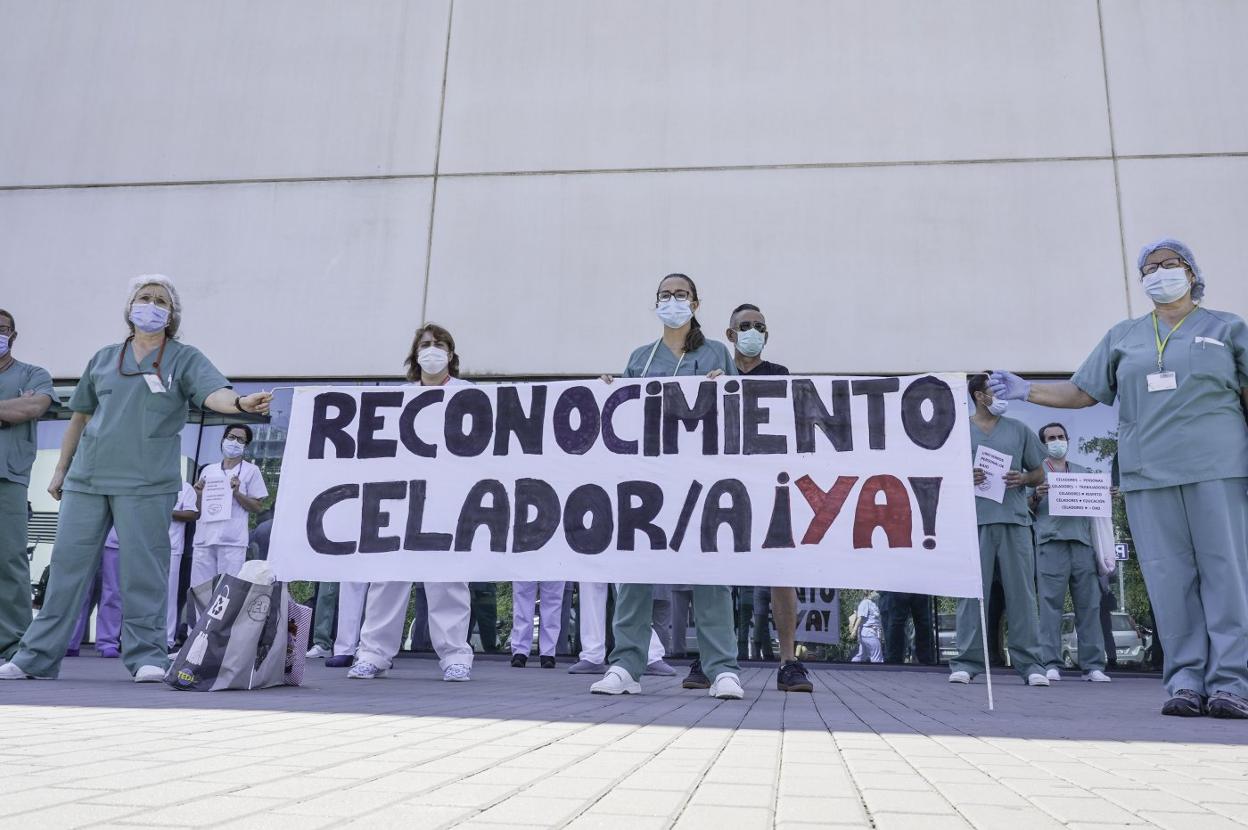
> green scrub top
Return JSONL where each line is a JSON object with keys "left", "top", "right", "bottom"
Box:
{"left": 970, "top": 414, "right": 1045, "bottom": 526}
{"left": 65, "top": 339, "right": 229, "bottom": 496}
{"left": 1071, "top": 307, "right": 1248, "bottom": 492}
{"left": 0, "top": 359, "right": 56, "bottom": 486}
{"left": 623, "top": 338, "right": 736, "bottom": 379}
{"left": 1030, "top": 460, "right": 1096, "bottom": 547}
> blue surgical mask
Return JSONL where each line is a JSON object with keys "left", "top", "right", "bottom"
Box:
{"left": 656, "top": 298, "right": 694, "bottom": 329}
{"left": 222, "top": 439, "right": 246, "bottom": 459}
{"left": 0, "top": 334, "right": 8, "bottom": 357}
{"left": 735, "top": 328, "right": 765, "bottom": 357}
{"left": 1142, "top": 268, "right": 1190, "bottom": 304}
{"left": 130, "top": 302, "right": 170, "bottom": 334}
{"left": 988, "top": 397, "right": 1009, "bottom": 416}
{"left": 1045, "top": 439, "right": 1068, "bottom": 459}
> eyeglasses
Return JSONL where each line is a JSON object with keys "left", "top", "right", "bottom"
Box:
{"left": 0, "top": 326, "right": 13, "bottom": 336}
{"left": 1140, "top": 257, "right": 1188, "bottom": 276}
{"left": 656, "top": 290, "right": 693, "bottom": 302}
{"left": 734, "top": 321, "right": 767, "bottom": 333}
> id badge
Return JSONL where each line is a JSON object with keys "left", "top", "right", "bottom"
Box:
{"left": 143, "top": 373, "right": 167, "bottom": 394}
{"left": 1147, "top": 371, "right": 1177, "bottom": 392}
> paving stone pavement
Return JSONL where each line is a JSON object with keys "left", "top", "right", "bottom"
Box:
{"left": 2, "top": 656, "right": 1247, "bottom": 829}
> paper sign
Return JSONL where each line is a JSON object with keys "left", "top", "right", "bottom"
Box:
{"left": 973, "top": 445, "right": 1010, "bottom": 504}
{"left": 769, "top": 587, "right": 841, "bottom": 645}
{"left": 1048, "top": 472, "right": 1112, "bottom": 518}
{"left": 200, "top": 474, "right": 232, "bottom": 523}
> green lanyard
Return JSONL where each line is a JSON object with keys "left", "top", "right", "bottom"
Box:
{"left": 1151, "top": 309, "right": 1196, "bottom": 371}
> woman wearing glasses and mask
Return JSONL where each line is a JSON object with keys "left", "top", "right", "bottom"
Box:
{"left": 0, "top": 275, "right": 271, "bottom": 683}
{"left": 989, "top": 239, "right": 1248, "bottom": 719}
{"left": 590, "top": 273, "right": 745, "bottom": 700}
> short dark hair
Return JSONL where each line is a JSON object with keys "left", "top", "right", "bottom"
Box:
{"left": 731, "top": 303, "right": 761, "bottom": 316}
{"left": 967, "top": 372, "right": 990, "bottom": 398}
{"left": 1039, "top": 422, "right": 1068, "bottom": 442}
{"left": 225, "top": 423, "right": 254, "bottom": 445}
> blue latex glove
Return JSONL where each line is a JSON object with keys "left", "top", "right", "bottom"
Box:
{"left": 988, "top": 370, "right": 1031, "bottom": 401}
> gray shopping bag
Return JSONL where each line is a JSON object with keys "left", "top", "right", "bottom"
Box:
{"left": 167, "top": 574, "right": 289, "bottom": 691}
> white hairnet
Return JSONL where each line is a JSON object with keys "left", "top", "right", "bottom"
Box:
{"left": 125, "top": 274, "right": 182, "bottom": 337}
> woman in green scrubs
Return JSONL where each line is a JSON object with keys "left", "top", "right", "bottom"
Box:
{"left": 589, "top": 273, "right": 745, "bottom": 700}
{"left": 0, "top": 276, "right": 272, "bottom": 682}
{"left": 989, "top": 239, "right": 1248, "bottom": 719}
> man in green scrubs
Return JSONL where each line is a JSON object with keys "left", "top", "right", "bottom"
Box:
{"left": 0, "top": 309, "right": 55, "bottom": 660}
{"left": 950, "top": 373, "right": 1048, "bottom": 686}
{"left": 4, "top": 336, "right": 230, "bottom": 677}
{"left": 1029, "top": 423, "right": 1109, "bottom": 682}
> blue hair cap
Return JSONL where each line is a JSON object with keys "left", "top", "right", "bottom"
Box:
{"left": 1138, "top": 237, "right": 1205, "bottom": 301}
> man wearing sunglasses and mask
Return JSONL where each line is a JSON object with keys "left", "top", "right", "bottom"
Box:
{"left": 721, "top": 304, "right": 813, "bottom": 693}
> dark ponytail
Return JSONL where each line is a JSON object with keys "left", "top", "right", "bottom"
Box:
{"left": 659, "top": 272, "right": 704, "bottom": 353}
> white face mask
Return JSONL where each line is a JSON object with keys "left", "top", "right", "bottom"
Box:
{"left": 417, "top": 346, "right": 449, "bottom": 376}
{"left": 735, "top": 328, "right": 765, "bottom": 357}
{"left": 656, "top": 298, "right": 694, "bottom": 329}
{"left": 1045, "top": 439, "right": 1068, "bottom": 459}
{"left": 1142, "top": 267, "right": 1191, "bottom": 304}
{"left": 987, "top": 397, "right": 1009, "bottom": 416}
{"left": 222, "top": 438, "right": 245, "bottom": 459}
{"left": 0, "top": 334, "right": 9, "bottom": 357}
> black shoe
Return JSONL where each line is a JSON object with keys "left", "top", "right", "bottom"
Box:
{"left": 1161, "top": 689, "right": 1205, "bottom": 717}
{"left": 511, "top": 653, "right": 528, "bottom": 668}
{"left": 777, "top": 660, "right": 814, "bottom": 693}
{"left": 540, "top": 656, "right": 556, "bottom": 669}
{"left": 1208, "top": 691, "right": 1248, "bottom": 719}
{"left": 325, "top": 655, "right": 353, "bottom": 668}
{"left": 682, "top": 659, "right": 711, "bottom": 690}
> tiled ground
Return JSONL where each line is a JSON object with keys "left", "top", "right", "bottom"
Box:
{"left": 2, "top": 656, "right": 1246, "bottom": 829}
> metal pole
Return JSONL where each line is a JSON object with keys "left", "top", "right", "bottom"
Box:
{"left": 1117, "top": 566, "right": 1126, "bottom": 613}
{"left": 978, "top": 597, "right": 994, "bottom": 711}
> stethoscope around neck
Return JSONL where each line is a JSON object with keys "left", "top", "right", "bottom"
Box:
{"left": 641, "top": 338, "right": 686, "bottom": 377}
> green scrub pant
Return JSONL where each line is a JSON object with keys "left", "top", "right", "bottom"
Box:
{"left": 0, "top": 479, "right": 32, "bottom": 660}
{"left": 311, "top": 582, "right": 339, "bottom": 650}
{"left": 1036, "top": 540, "right": 1105, "bottom": 672}
{"left": 951, "top": 523, "right": 1044, "bottom": 680}
{"left": 8, "top": 490, "right": 176, "bottom": 678}
{"left": 610, "top": 583, "right": 739, "bottom": 682}
{"left": 1125, "top": 478, "right": 1248, "bottom": 699}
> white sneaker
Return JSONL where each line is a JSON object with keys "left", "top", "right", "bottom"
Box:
{"left": 1084, "top": 670, "right": 1112, "bottom": 683}
{"left": 0, "top": 662, "right": 33, "bottom": 680}
{"left": 1046, "top": 668, "right": 1062, "bottom": 682}
{"left": 348, "top": 661, "right": 387, "bottom": 679}
{"left": 1028, "top": 673, "right": 1050, "bottom": 687}
{"left": 442, "top": 663, "right": 471, "bottom": 682}
{"left": 948, "top": 671, "right": 971, "bottom": 684}
{"left": 590, "top": 666, "right": 641, "bottom": 695}
{"left": 306, "top": 644, "right": 331, "bottom": 659}
{"left": 134, "top": 665, "right": 165, "bottom": 683}
{"left": 709, "top": 672, "right": 744, "bottom": 700}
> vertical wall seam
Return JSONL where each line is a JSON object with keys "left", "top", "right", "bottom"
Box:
{"left": 1096, "top": 0, "right": 1132, "bottom": 319}
{"left": 420, "top": 0, "right": 455, "bottom": 325}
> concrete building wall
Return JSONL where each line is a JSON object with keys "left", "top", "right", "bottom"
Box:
{"left": 2, "top": 0, "right": 1245, "bottom": 379}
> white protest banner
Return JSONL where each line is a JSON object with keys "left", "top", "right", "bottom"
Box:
{"left": 199, "top": 474, "right": 231, "bottom": 524}
{"left": 269, "top": 375, "right": 982, "bottom": 598}
{"left": 1048, "top": 472, "right": 1111, "bottom": 518}
{"left": 780, "top": 587, "right": 841, "bottom": 646}
{"left": 972, "top": 445, "right": 1009, "bottom": 504}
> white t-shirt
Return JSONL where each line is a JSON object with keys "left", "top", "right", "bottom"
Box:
{"left": 102, "top": 481, "right": 200, "bottom": 556}
{"left": 193, "top": 460, "right": 268, "bottom": 548}
{"left": 856, "top": 598, "right": 881, "bottom": 635}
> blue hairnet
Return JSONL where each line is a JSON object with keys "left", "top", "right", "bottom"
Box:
{"left": 1137, "top": 238, "right": 1205, "bottom": 302}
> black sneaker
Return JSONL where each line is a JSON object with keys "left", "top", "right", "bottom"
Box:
{"left": 510, "top": 653, "right": 527, "bottom": 668}
{"left": 1161, "top": 689, "right": 1205, "bottom": 717}
{"left": 325, "top": 654, "right": 354, "bottom": 668}
{"left": 777, "top": 660, "right": 814, "bottom": 693}
{"left": 682, "top": 659, "right": 711, "bottom": 689}
{"left": 540, "top": 656, "right": 556, "bottom": 669}
{"left": 1208, "top": 691, "right": 1248, "bottom": 719}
